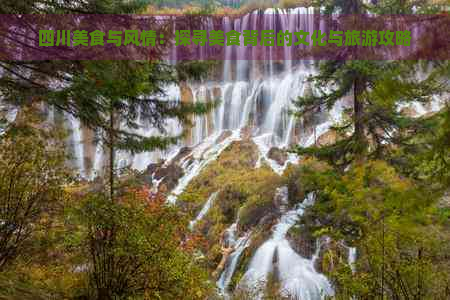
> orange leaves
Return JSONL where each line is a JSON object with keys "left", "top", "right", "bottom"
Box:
{"left": 134, "top": 185, "right": 151, "bottom": 202}
{"left": 181, "top": 233, "right": 207, "bottom": 253}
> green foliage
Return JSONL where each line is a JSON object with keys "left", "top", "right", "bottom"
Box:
{"left": 68, "top": 189, "right": 212, "bottom": 300}
{"left": 291, "top": 159, "right": 450, "bottom": 299}
{"left": 292, "top": 1, "right": 449, "bottom": 167}
{"left": 0, "top": 1, "right": 216, "bottom": 159}
{"left": 392, "top": 104, "right": 450, "bottom": 190}
{"left": 293, "top": 59, "right": 447, "bottom": 167}
{"left": 0, "top": 116, "right": 68, "bottom": 271}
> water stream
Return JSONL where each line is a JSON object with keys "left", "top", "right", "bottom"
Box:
{"left": 189, "top": 191, "right": 219, "bottom": 229}
{"left": 239, "top": 188, "right": 334, "bottom": 299}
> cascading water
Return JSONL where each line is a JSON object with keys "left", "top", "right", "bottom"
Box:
{"left": 66, "top": 113, "right": 86, "bottom": 177}
{"left": 348, "top": 247, "right": 357, "bottom": 273}
{"left": 189, "top": 191, "right": 219, "bottom": 229}
{"left": 65, "top": 7, "right": 337, "bottom": 179}
{"left": 217, "top": 222, "right": 252, "bottom": 297}
{"left": 57, "top": 9, "right": 351, "bottom": 298}
{"left": 239, "top": 187, "right": 334, "bottom": 299}
{"left": 167, "top": 130, "right": 241, "bottom": 203}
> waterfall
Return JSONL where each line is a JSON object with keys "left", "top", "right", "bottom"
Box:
{"left": 66, "top": 113, "right": 85, "bottom": 177}
{"left": 348, "top": 247, "right": 357, "bottom": 273}
{"left": 64, "top": 7, "right": 340, "bottom": 177}
{"left": 217, "top": 222, "right": 252, "bottom": 297}
{"left": 189, "top": 191, "right": 219, "bottom": 229}
{"left": 167, "top": 130, "right": 241, "bottom": 203}
{"left": 239, "top": 188, "right": 334, "bottom": 299}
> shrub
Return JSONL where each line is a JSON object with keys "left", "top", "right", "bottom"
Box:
{"left": 0, "top": 122, "right": 67, "bottom": 271}
{"left": 69, "top": 188, "right": 212, "bottom": 300}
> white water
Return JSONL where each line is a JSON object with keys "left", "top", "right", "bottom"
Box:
{"left": 189, "top": 191, "right": 219, "bottom": 229}
{"left": 348, "top": 247, "right": 357, "bottom": 273}
{"left": 7, "top": 6, "right": 444, "bottom": 300}
{"left": 63, "top": 7, "right": 336, "bottom": 179}
{"left": 66, "top": 113, "right": 85, "bottom": 177}
{"left": 167, "top": 130, "right": 241, "bottom": 203}
{"left": 0, "top": 102, "right": 17, "bottom": 135}
{"left": 240, "top": 188, "right": 334, "bottom": 299}
{"left": 217, "top": 222, "right": 253, "bottom": 297}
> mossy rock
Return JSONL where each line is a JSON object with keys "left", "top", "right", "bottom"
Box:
{"left": 286, "top": 224, "right": 317, "bottom": 260}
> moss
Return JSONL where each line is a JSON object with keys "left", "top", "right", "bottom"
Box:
{"left": 180, "top": 140, "right": 261, "bottom": 213}
{"left": 286, "top": 223, "right": 317, "bottom": 259}
{"left": 283, "top": 157, "right": 334, "bottom": 206}
{"left": 239, "top": 194, "right": 275, "bottom": 230}
{"left": 178, "top": 140, "right": 286, "bottom": 277}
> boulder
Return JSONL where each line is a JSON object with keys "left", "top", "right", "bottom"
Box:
{"left": 317, "top": 129, "right": 337, "bottom": 146}
{"left": 138, "top": 162, "right": 163, "bottom": 186}
{"left": 438, "top": 190, "right": 450, "bottom": 209}
{"left": 180, "top": 82, "right": 194, "bottom": 103}
{"left": 171, "top": 146, "right": 192, "bottom": 164}
{"left": 400, "top": 106, "right": 419, "bottom": 117}
{"left": 286, "top": 225, "right": 317, "bottom": 260}
{"left": 267, "top": 147, "right": 288, "bottom": 165}
{"left": 154, "top": 164, "right": 184, "bottom": 191}
{"left": 215, "top": 130, "right": 232, "bottom": 144}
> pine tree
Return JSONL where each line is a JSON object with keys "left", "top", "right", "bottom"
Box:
{"left": 0, "top": 1, "right": 215, "bottom": 199}
{"left": 292, "top": 0, "right": 448, "bottom": 167}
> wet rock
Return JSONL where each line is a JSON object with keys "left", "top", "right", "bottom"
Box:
{"left": 215, "top": 130, "right": 232, "bottom": 144}
{"left": 259, "top": 212, "right": 279, "bottom": 228}
{"left": 171, "top": 146, "right": 192, "bottom": 164}
{"left": 180, "top": 82, "right": 194, "bottom": 103}
{"left": 139, "top": 154, "right": 186, "bottom": 192}
{"left": 267, "top": 147, "right": 288, "bottom": 165}
{"left": 154, "top": 164, "right": 184, "bottom": 191}
{"left": 438, "top": 190, "right": 450, "bottom": 209}
{"left": 317, "top": 129, "right": 337, "bottom": 146}
{"left": 145, "top": 162, "right": 161, "bottom": 175}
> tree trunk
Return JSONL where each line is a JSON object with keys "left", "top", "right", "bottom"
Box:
{"left": 97, "top": 287, "right": 112, "bottom": 300}
{"left": 109, "top": 107, "right": 115, "bottom": 202}
{"left": 381, "top": 212, "right": 385, "bottom": 300}
{"left": 353, "top": 77, "right": 366, "bottom": 164}
{"left": 417, "top": 247, "right": 423, "bottom": 300}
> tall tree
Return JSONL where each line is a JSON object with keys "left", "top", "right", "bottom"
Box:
{"left": 0, "top": 0, "right": 215, "bottom": 199}
{"left": 49, "top": 60, "right": 213, "bottom": 199}
{"left": 292, "top": 0, "right": 448, "bottom": 167}
{"left": 0, "top": 113, "right": 67, "bottom": 271}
